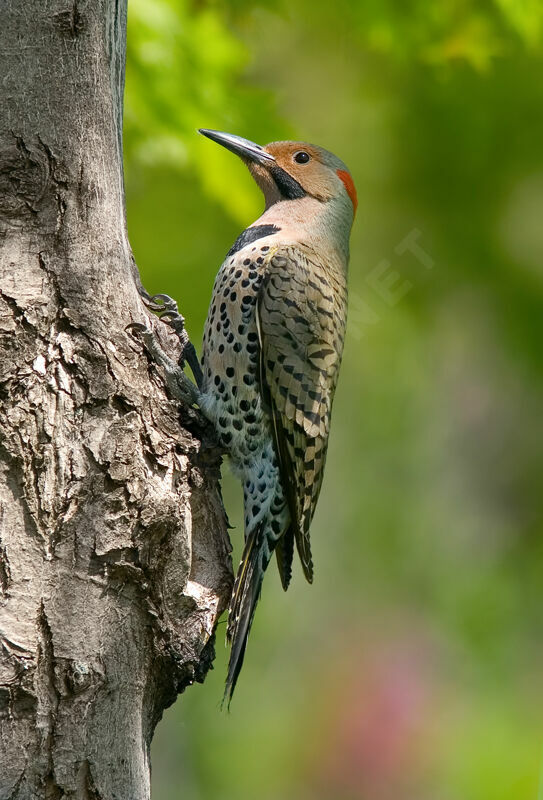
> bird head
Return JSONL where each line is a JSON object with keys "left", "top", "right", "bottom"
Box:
{"left": 199, "top": 129, "right": 357, "bottom": 221}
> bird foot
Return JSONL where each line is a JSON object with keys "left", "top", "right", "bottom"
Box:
{"left": 139, "top": 290, "right": 203, "bottom": 389}
{"left": 126, "top": 320, "right": 201, "bottom": 406}
{"left": 127, "top": 288, "right": 203, "bottom": 406}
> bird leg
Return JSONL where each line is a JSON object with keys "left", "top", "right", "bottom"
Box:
{"left": 140, "top": 289, "right": 204, "bottom": 389}
{"left": 126, "top": 288, "right": 203, "bottom": 407}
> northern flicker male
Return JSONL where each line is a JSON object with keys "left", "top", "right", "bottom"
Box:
{"left": 130, "top": 130, "right": 356, "bottom": 703}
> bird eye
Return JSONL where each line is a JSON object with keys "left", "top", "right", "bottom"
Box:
{"left": 294, "top": 151, "right": 310, "bottom": 164}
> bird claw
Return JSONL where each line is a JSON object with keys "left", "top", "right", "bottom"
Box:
{"left": 137, "top": 289, "right": 203, "bottom": 389}
{"left": 128, "top": 286, "right": 204, "bottom": 402}
{"left": 125, "top": 321, "right": 148, "bottom": 336}
{"left": 148, "top": 295, "right": 187, "bottom": 343}
{"left": 144, "top": 292, "right": 182, "bottom": 316}
{"left": 126, "top": 319, "right": 200, "bottom": 407}
{"left": 141, "top": 293, "right": 188, "bottom": 344}
{"left": 156, "top": 309, "right": 188, "bottom": 340}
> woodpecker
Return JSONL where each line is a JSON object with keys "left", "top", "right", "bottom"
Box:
{"left": 130, "top": 130, "right": 356, "bottom": 703}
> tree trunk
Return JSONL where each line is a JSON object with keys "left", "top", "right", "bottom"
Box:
{"left": 0, "top": 2, "right": 232, "bottom": 797}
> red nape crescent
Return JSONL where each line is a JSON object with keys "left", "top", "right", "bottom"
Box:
{"left": 336, "top": 169, "right": 358, "bottom": 214}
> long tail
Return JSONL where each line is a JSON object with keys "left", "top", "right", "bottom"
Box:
{"left": 223, "top": 520, "right": 276, "bottom": 706}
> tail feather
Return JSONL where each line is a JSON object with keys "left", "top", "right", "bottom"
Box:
{"left": 275, "top": 524, "right": 294, "bottom": 591}
{"left": 223, "top": 521, "right": 272, "bottom": 706}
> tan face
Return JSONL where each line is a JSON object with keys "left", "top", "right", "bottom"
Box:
{"left": 263, "top": 142, "right": 340, "bottom": 201}
{"left": 246, "top": 141, "right": 357, "bottom": 213}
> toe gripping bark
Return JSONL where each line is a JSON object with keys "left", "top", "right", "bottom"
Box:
{"left": 126, "top": 288, "right": 203, "bottom": 405}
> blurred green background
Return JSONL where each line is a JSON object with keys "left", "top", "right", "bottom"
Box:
{"left": 124, "top": 2, "right": 543, "bottom": 798}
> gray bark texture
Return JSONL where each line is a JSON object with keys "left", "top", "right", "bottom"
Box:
{"left": 0, "top": 2, "right": 232, "bottom": 797}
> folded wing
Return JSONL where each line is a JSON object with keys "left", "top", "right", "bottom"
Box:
{"left": 256, "top": 247, "right": 347, "bottom": 582}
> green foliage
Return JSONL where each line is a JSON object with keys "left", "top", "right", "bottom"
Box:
{"left": 125, "top": 2, "right": 543, "bottom": 140}
{"left": 336, "top": 0, "right": 543, "bottom": 67}
{"left": 125, "top": 1, "right": 543, "bottom": 216}
{"left": 125, "top": 0, "right": 284, "bottom": 220}
{"left": 124, "top": 2, "right": 543, "bottom": 799}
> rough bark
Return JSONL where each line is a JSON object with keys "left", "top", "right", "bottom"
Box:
{"left": 0, "top": 2, "right": 232, "bottom": 797}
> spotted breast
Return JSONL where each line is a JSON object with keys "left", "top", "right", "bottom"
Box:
{"left": 199, "top": 232, "right": 347, "bottom": 702}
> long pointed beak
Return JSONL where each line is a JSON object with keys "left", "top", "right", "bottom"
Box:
{"left": 198, "top": 129, "right": 275, "bottom": 166}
